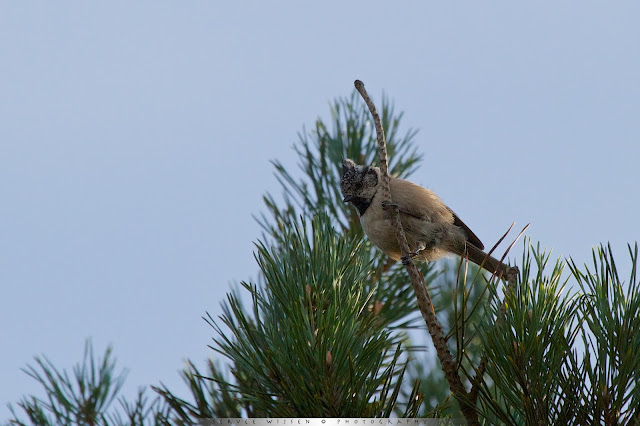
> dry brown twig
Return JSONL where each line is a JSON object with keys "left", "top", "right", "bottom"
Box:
{"left": 354, "top": 79, "right": 525, "bottom": 424}
{"left": 354, "top": 79, "right": 480, "bottom": 425}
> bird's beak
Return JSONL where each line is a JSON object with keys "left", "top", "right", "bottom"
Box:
{"left": 343, "top": 195, "right": 353, "bottom": 203}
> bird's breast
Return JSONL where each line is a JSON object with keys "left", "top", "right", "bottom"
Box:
{"left": 360, "top": 209, "right": 403, "bottom": 261}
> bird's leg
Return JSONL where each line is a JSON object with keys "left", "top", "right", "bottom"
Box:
{"left": 401, "top": 241, "right": 427, "bottom": 265}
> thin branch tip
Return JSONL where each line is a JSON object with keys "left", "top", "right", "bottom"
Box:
{"left": 355, "top": 80, "right": 479, "bottom": 424}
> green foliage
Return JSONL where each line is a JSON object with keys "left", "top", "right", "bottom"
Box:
{"left": 6, "top": 340, "right": 169, "bottom": 426}
{"left": 475, "top": 242, "right": 581, "bottom": 424}
{"left": 473, "top": 241, "right": 640, "bottom": 425}
{"left": 154, "top": 360, "right": 242, "bottom": 421}
{"left": 569, "top": 243, "right": 640, "bottom": 424}
{"left": 189, "top": 214, "right": 421, "bottom": 417}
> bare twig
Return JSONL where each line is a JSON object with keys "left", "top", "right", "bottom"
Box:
{"left": 469, "top": 223, "right": 529, "bottom": 403}
{"left": 354, "top": 79, "right": 479, "bottom": 425}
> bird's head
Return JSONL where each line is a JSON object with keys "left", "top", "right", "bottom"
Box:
{"left": 340, "top": 159, "right": 380, "bottom": 213}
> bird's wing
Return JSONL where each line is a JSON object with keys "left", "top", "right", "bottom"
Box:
{"left": 449, "top": 209, "right": 484, "bottom": 250}
{"left": 390, "top": 177, "right": 485, "bottom": 250}
{"left": 389, "top": 178, "right": 450, "bottom": 220}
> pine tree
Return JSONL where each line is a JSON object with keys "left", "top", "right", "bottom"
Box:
{"left": 6, "top": 340, "right": 171, "bottom": 425}
{"left": 6, "top": 88, "right": 640, "bottom": 425}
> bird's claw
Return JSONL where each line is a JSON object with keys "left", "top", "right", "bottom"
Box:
{"left": 381, "top": 201, "right": 398, "bottom": 211}
{"left": 401, "top": 242, "right": 428, "bottom": 265}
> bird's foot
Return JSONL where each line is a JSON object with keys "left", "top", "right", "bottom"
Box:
{"left": 401, "top": 242, "right": 427, "bottom": 265}
{"left": 401, "top": 254, "right": 415, "bottom": 265}
{"left": 381, "top": 201, "right": 398, "bottom": 211}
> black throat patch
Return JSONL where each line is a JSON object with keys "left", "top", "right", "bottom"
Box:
{"left": 350, "top": 196, "right": 372, "bottom": 216}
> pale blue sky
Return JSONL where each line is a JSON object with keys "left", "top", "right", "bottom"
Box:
{"left": 1, "top": 2, "right": 639, "bottom": 418}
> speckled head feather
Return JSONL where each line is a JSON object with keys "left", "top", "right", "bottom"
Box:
{"left": 340, "top": 159, "right": 380, "bottom": 216}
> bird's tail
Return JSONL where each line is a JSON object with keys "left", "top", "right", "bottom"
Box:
{"left": 464, "top": 243, "right": 511, "bottom": 276}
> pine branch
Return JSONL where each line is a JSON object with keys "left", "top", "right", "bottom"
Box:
{"left": 354, "top": 79, "right": 479, "bottom": 425}
{"left": 7, "top": 340, "right": 168, "bottom": 426}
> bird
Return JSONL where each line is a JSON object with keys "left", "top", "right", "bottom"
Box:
{"left": 340, "top": 158, "right": 510, "bottom": 275}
